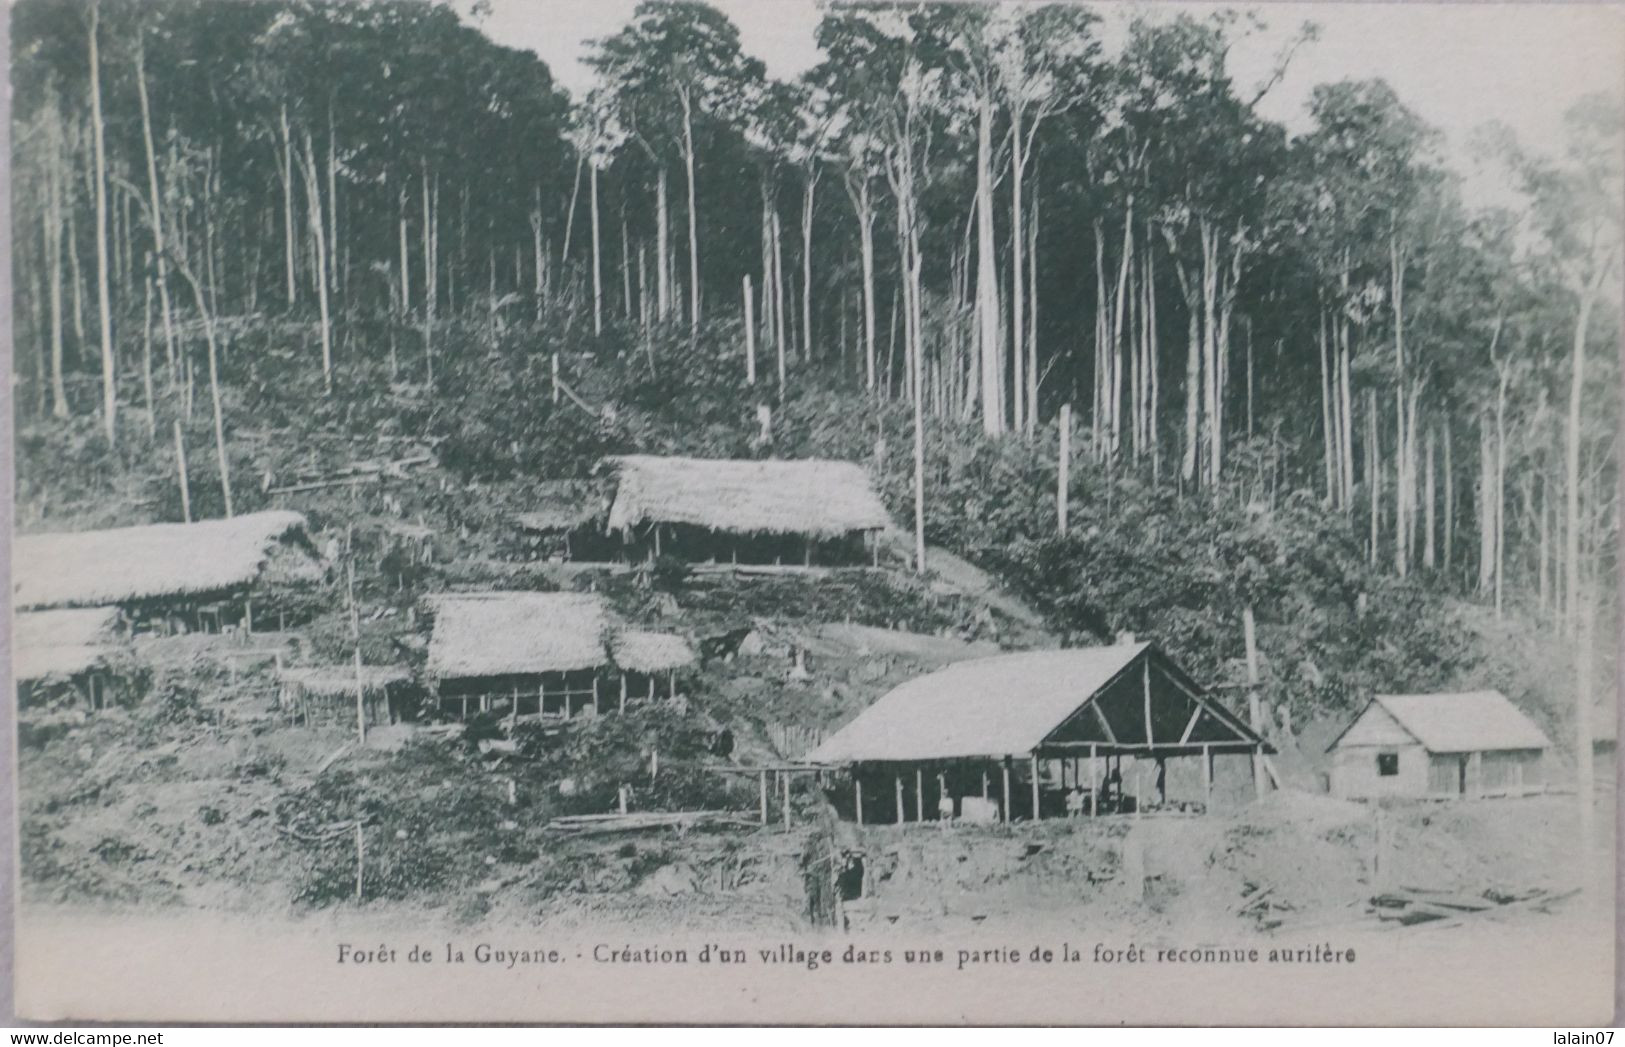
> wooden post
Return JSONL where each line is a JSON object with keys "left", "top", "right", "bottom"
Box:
{"left": 744, "top": 274, "right": 756, "bottom": 385}
{"left": 1243, "top": 606, "right": 1265, "bottom": 799}
{"left": 982, "top": 769, "right": 990, "bottom": 799}
{"left": 1202, "top": 744, "right": 1213, "bottom": 807}
{"left": 759, "top": 771, "right": 769, "bottom": 826}
{"left": 354, "top": 822, "right": 364, "bottom": 902}
{"left": 619, "top": 672, "right": 628, "bottom": 713}
{"left": 914, "top": 767, "right": 924, "bottom": 821}
{"left": 855, "top": 777, "right": 864, "bottom": 826}
{"left": 1031, "top": 755, "right": 1042, "bottom": 821}
{"left": 1057, "top": 403, "right": 1071, "bottom": 534}
{"left": 550, "top": 352, "right": 559, "bottom": 404}
{"left": 1001, "top": 759, "right": 1013, "bottom": 823}
{"left": 895, "top": 774, "right": 905, "bottom": 824}
{"left": 345, "top": 552, "right": 365, "bottom": 745}
{"left": 783, "top": 770, "right": 792, "bottom": 831}
{"left": 592, "top": 675, "right": 601, "bottom": 716}
{"left": 1143, "top": 659, "right": 1153, "bottom": 745}
{"left": 511, "top": 683, "right": 519, "bottom": 726}
{"left": 618, "top": 784, "right": 629, "bottom": 815}
{"left": 243, "top": 598, "right": 253, "bottom": 637}
{"left": 173, "top": 420, "right": 192, "bottom": 523}
{"left": 1090, "top": 744, "right": 1099, "bottom": 817}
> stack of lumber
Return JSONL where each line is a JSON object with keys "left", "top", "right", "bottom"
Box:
{"left": 544, "top": 811, "right": 755, "bottom": 838}
{"left": 1370, "top": 885, "right": 1578, "bottom": 926}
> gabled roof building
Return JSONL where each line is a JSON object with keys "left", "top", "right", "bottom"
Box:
{"left": 1326, "top": 690, "right": 1551, "bottom": 800}
{"left": 808, "top": 642, "right": 1270, "bottom": 823}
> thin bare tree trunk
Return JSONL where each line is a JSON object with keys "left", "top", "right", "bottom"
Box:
{"left": 590, "top": 162, "right": 602, "bottom": 336}
{"left": 88, "top": 1, "right": 116, "bottom": 444}
{"left": 301, "top": 133, "right": 333, "bottom": 392}
{"left": 280, "top": 106, "right": 296, "bottom": 305}
{"left": 974, "top": 95, "right": 1002, "bottom": 436}
{"left": 45, "top": 107, "right": 68, "bottom": 418}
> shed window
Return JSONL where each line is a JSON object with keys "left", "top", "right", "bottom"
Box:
{"left": 1377, "top": 752, "right": 1400, "bottom": 777}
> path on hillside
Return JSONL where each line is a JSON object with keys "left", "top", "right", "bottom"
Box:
{"left": 917, "top": 542, "right": 1053, "bottom": 645}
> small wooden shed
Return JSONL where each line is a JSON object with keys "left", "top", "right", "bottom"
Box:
{"left": 1326, "top": 691, "right": 1550, "bottom": 800}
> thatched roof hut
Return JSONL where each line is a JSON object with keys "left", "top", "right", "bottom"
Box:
{"left": 14, "top": 607, "right": 125, "bottom": 691}
{"left": 424, "top": 591, "right": 695, "bottom": 684}
{"left": 426, "top": 592, "right": 611, "bottom": 679}
{"left": 14, "top": 511, "right": 321, "bottom": 611}
{"left": 611, "top": 629, "right": 697, "bottom": 673}
{"left": 513, "top": 480, "right": 608, "bottom": 534}
{"left": 603, "top": 455, "right": 891, "bottom": 539}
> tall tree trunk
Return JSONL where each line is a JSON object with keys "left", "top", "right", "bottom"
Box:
{"left": 1443, "top": 419, "right": 1454, "bottom": 575}
{"left": 801, "top": 173, "right": 817, "bottom": 360}
{"left": 681, "top": 93, "right": 700, "bottom": 337}
{"left": 301, "top": 134, "right": 333, "bottom": 392}
{"left": 1565, "top": 263, "right": 1609, "bottom": 638}
{"left": 45, "top": 110, "right": 68, "bottom": 419}
{"left": 422, "top": 165, "right": 437, "bottom": 386}
{"left": 1423, "top": 425, "right": 1436, "bottom": 569}
{"left": 88, "top": 0, "right": 116, "bottom": 445}
{"left": 589, "top": 162, "right": 602, "bottom": 336}
{"left": 974, "top": 95, "right": 1003, "bottom": 436}
{"left": 1010, "top": 120, "right": 1026, "bottom": 434}
{"left": 399, "top": 188, "right": 412, "bottom": 316}
{"left": 280, "top": 105, "right": 296, "bottom": 305}
{"left": 857, "top": 189, "right": 876, "bottom": 391}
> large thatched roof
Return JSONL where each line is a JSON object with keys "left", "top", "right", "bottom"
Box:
{"left": 425, "top": 591, "right": 694, "bottom": 680}
{"left": 14, "top": 511, "right": 320, "bottom": 610}
{"left": 427, "top": 592, "right": 610, "bottom": 678}
{"left": 14, "top": 607, "right": 123, "bottom": 684}
{"left": 604, "top": 455, "right": 892, "bottom": 539}
{"left": 611, "top": 630, "right": 696, "bottom": 673}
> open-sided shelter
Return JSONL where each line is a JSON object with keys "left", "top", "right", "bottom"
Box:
{"left": 807, "top": 642, "right": 1270, "bottom": 824}
{"left": 511, "top": 479, "right": 617, "bottom": 562}
{"left": 603, "top": 455, "right": 893, "bottom": 567}
{"left": 14, "top": 510, "right": 324, "bottom": 634}
{"left": 1326, "top": 691, "right": 1550, "bottom": 800}
{"left": 424, "top": 591, "right": 694, "bottom": 720}
{"left": 14, "top": 607, "right": 129, "bottom": 710}
{"left": 278, "top": 665, "right": 417, "bottom": 727}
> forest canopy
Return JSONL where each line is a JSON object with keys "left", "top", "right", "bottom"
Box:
{"left": 9, "top": 0, "right": 1622, "bottom": 657}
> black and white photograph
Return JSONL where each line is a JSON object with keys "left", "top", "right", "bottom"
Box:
{"left": 5, "top": 0, "right": 1622, "bottom": 1026}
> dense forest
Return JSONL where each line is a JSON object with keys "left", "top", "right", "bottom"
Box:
{"left": 9, "top": 0, "right": 1621, "bottom": 722}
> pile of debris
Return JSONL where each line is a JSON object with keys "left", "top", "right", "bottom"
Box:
{"left": 1370, "top": 885, "right": 1579, "bottom": 927}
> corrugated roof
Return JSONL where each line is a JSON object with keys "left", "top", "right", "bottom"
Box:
{"left": 14, "top": 511, "right": 319, "bottom": 610}
{"left": 807, "top": 644, "right": 1151, "bottom": 763}
{"left": 1365, "top": 691, "right": 1551, "bottom": 753}
{"left": 604, "top": 455, "right": 892, "bottom": 538}
{"left": 611, "top": 630, "right": 696, "bottom": 673}
{"left": 426, "top": 592, "right": 610, "bottom": 678}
